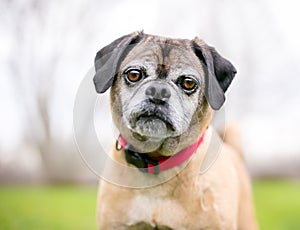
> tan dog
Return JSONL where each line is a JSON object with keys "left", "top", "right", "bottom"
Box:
{"left": 93, "top": 32, "right": 257, "bottom": 229}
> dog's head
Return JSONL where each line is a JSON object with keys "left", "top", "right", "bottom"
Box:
{"left": 93, "top": 32, "right": 236, "bottom": 156}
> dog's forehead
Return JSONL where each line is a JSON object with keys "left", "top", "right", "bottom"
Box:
{"left": 120, "top": 35, "right": 204, "bottom": 78}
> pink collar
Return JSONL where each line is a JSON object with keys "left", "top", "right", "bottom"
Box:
{"left": 117, "top": 133, "right": 205, "bottom": 174}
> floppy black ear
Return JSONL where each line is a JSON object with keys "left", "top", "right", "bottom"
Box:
{"left": 93, "top": 32, "right": 143, "bottom": 93}
{"left": 209, "top": 47, "right": 237, "bottom": 92}
{"left": 192, "top": 38, "right": 237, "bottom": 110}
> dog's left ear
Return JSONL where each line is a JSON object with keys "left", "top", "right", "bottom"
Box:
{"left": 192, "top": 38, "right": 237, "bottom": 110}
{"left": 93, "top": 31, "right": 143, "bottom": 93}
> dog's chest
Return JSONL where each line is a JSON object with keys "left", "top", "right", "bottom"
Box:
{"left": 124, "top": 181, "right": 220, "bottom": 230}
{"left": 128, "top": 191, "right": 185, "bottom": 223}
{"left": 126, "top": 192, "right": 187, "bottom": 227}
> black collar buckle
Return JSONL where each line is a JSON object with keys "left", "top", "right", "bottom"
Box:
{"left": 124, "top": 145, "right": 160, "bottom": 174}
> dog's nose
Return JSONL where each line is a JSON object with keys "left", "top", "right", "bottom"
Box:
{"left": 145, "top": 83, "right": 171, "bottom": 103}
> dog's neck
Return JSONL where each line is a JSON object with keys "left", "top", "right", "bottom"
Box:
{"left": 116, "top": 132, "right": 206, "bottom": 174}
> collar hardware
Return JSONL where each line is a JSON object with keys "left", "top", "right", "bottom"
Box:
{"left": 124, "top": 146, "right": 160, "bottom": 174}
{"left": 117, "top": 132, "right": 205, "bottom": 175}
{"left": 115, "top": 139, "right": 122, "bottom": 151}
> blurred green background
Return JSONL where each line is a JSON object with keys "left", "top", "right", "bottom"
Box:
{"left": 1, "top": 180, "right": 300, "bottom": 230}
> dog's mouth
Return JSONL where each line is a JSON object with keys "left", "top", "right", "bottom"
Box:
{"left": 129, "top": 110, "right": 176, "bottom": 141}
{"left": 137, "top": 113, "right": 175, "bottom": 131}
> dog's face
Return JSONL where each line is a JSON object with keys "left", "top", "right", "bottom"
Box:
{"left": 94, "top": 32, "right": 236, "bottom": 156}
{"left": 117, "top": 41, "right": 206, "bottom": 154}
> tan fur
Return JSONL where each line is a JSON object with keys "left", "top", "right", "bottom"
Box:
{"left": 97, "top": 126, "right": 258, "bottom": 229}
{"left": 223, "top": 122, "right": 244, "bottom": 157}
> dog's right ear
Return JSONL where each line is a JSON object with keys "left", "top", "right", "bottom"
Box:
{"left": 93, "top": 32, "right": 143, "bottom": 93}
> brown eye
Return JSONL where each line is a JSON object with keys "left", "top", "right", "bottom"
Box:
{"left": 177, "top": 76, "right": 198, "bottom": 94}
{"left": 181, "top": 78, "right": 196, "bottom": 90}
{"left": 126, "top": 69, "right": 142, "bottom": 83}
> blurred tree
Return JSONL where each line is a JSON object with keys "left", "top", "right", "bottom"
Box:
{"left": 0, "top": 0, "right": 102, "bottom": 183}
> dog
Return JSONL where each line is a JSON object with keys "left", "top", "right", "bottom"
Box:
{"left": 93, "top": 32, "right": 257, "bottom": 230}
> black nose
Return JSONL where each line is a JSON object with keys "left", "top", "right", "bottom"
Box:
{"left": 145, "top": 83, "right": 171, "bottom": 103}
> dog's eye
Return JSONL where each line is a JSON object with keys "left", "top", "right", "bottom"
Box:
{"left": 125, "top": 69, "right": 143, "bottom": 83}
{"left": 177, "top": 76, "right": 198, "bottom": 94}
{"left": 181, "top": 78, "right": 196, "bottom": 90}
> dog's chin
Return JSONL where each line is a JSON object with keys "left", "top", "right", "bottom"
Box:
{"left": 126, "top": 118, "right": 169, "bottom": 152}
{"left": 131, "top": 117, "right": 169, "bottom": 141}
{"left": 124, "top": 115, "right": 179, "bottom": 153}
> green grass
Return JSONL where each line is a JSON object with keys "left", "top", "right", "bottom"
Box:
{"left": 253, "top": 180, "right": 300, "bottom": 230}
{"left": 0, "top": 185, "right": 97, "bottom": 230}
{"left": 0, "top": 180, "right": 299, "bottom": 229}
